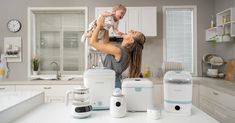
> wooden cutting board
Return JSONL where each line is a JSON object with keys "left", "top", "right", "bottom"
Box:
{"left": 225, "top": 59, "right": 235, "bottom": 82}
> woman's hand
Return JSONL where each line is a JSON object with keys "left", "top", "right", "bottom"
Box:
{"left": 96, "top": 15, "right": 105, "bottom": 29}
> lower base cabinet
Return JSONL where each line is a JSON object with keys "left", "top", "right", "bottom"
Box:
{"left": 199, "top": 85, "right": 235, "bottom": 123}
{"left": 0, "top": 85, "right": 15, "bottom": 91}
{"left": 192, "top": 84, "right": 199, "bottom": 107}
{"left": 153, "top": 84, "right": 163, "bottom": 108}
{"left": 15, "top": 85, "right": 80, "bottom": 103}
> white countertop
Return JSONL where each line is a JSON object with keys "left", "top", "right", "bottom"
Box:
{"left": 12, "top": 103, "right": 218, "bottom": 123}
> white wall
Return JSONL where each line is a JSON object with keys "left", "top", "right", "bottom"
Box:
{"left": 0, "top": 0, "right": 216, "bottom": 80}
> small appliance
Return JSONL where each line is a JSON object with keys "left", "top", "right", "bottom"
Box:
{"left": 163, "top": 71, "right": 192, "bottom": 116}
{"left": 65, "top": 87, "right": 92, "bottom": 118}
{"left": 110, "top": 88, "right": 127, "bottom": 118}
{"left": 84, "top": 68, "right": 115, "bottom": 110}
{"left": 122, "top": 78, "right": 153, "bottom": 111}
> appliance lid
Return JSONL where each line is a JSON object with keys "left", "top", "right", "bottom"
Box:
{"left": 122, "top": 78, "right": 153, "bottom": 88}
{"left": 83, "top": 68, "right": 115, "bottom": 78}
{"left": 164, "top": 71, "right": 192, "bottom": 84}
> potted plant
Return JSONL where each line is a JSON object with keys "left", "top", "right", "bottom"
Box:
{"left": 32, "top": 56, "right": 40, "bottom": 75}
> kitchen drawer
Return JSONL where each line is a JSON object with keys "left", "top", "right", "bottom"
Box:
{"left": 215, "top": 90, "right": 235, "bottom": 111}
{"left": 200, "top": 85, "right": 235, "bottom": 111}
{"left": 0, "top": 85, "right": 15, "bottom": 91}
{"left": 192, "top": 85, "right": 199, "bottom": 107}
{"left": 200, "top": 97, "right": 215, "bottom": 118}
{"left": 15, "top": 85, "right": 80, "bottom": 103}
{"left": 214, "top": 103, "right": 235, "bottom": 123}
{"left": 200, "top": 85, "right": 218, "bottom": 100}
{"left": 16, "top": 85, "right": 79, "bottom": 96}
{"left": 46, "top": 96, "right": 65, "bottom": 103}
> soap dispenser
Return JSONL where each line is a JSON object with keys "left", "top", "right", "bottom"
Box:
{"left": 144, "top": 66, "right": 150, "bottom": 78}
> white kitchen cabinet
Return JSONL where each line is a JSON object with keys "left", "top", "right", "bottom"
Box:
{"left": 95, "top": 7, "right": 157, "bottom": 36}
{"left": 126, "top": 7, "right": 140, "bottom": 32}
{"left": 15, "top": 85, "right": 80, "bottom": 103}
{"left": 139, "top": 7, "right": 157, "bottom": 36}
{"left": 0, "top": 85, "right": 15, "bottom": 91}
{"left": 192, "top": 84, "right": 199, "bottom": 107}
{"left": 153, "top": 84, "right": 163, "bottom": 107}
{"left": 199, "top": 85, "right": 235, "bottom": 123}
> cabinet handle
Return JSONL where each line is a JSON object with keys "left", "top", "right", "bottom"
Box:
{"left": 212, "top": 92, "right": 219, "bottom": 95}
{"left": 0, "top": 88, "right": 6, "bottom": 90}
{"left": 43, "top": 87, "right": 52, "bottom": 89}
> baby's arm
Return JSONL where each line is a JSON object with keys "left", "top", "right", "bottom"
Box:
{"left": 113, "top": 28, "right": 125, "bottom": 36}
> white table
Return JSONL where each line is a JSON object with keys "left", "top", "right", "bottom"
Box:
{"left": 12, "top": 103, "right": 218, "bottom": 123}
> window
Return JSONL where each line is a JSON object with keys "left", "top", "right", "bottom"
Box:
{"left": 28, "top": 7, "right": 88, "bottom": 78}
{"left": 163, "top": 6, "right": 197, "bottom": 75}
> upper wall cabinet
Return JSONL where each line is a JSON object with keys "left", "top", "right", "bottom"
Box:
{"left": 205, "top": 8, "right": 235, "bottom": 42}
{"left": 95, "top": 7, "right": 157, "bottom": 37}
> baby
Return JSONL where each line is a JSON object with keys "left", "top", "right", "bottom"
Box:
{"left": 81, "top": 4, "right": 126, "bottom": 42}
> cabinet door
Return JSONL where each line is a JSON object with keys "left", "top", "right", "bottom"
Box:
{"left": 153, "top": 84, "right": 163, "bottom": 107}
{"left": 0, "top": 85, "right": 15, "bottom": 91}
{"left": 200, "top": 96, "right": 216, "bottom": 118}
{"left": 215, "top": 89, "right": 235, "bottom": 111}
{"left": 214, "top": 103, "right": 235, "bottom": 123}
{"left": 95, "top": 7, "right": 112, "bottom": 19}
{"left": 192, "top": 84, "right": 199, "bottom": 107}
{"left": 127, "top": 7, "right": 140, "bottom": 32}
{"left": 140, "top": 7, "right": 157, "bottom": 36}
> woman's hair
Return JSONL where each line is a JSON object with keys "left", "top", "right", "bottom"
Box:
{"left": 128, "top": 33, "right": 146, "bottom": 78}
{"left": 112, "top": 4, "right": 127, "bottom": 12}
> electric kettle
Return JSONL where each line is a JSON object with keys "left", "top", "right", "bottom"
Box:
{"left": 110, "top": 88, "right": 127, "bottom": 118}
{"left": 65, "top": 87, "right": 92, "bottom": 118}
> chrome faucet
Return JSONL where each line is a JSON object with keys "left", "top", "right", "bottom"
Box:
{"left": 50, "top": 61, "right": 61, "bottom": 80}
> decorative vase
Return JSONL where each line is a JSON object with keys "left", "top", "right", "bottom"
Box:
{"left": 33, "top": 70, "right": 39, "bottom": 75}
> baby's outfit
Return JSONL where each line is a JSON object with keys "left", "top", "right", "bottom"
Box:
{"left": 81, "top": 15, "right": 119, "bottom": 42}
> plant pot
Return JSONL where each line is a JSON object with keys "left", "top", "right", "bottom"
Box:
{"left": 33, "top": 71, "right": 39, "bottom": 75}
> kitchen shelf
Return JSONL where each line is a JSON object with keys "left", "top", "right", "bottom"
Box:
{"left": 4, "top": 54, "right": 19, "bottom": 58}
{"left": 217, "top": 21, "right": 232, "bottom": 27}
{"left": 205, "top": 27, "right": 217, "bottom": 41}
{"left": 205, "top": 7, "right": 235, "bottom": 42}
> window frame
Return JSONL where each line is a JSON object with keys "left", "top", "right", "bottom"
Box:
{"left": 27, "top": 7, "right": 88, "bottom": 79}
{"left": 163, "top": 6, "right": 198, "bottom": 76}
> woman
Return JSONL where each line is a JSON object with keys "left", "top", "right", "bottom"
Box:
{"left": 90, "top": 15, "right": 145, "bottom": 89}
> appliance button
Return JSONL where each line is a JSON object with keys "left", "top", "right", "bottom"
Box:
{"left": 116, "top": 101, "right": 121, "bottom": 107}
{"left": 175, "top": 105, "right": 180, "bottom": 111}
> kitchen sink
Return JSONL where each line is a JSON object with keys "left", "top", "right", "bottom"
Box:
{"left": 30, "top": 75, "right": 76, "bottom": 81}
